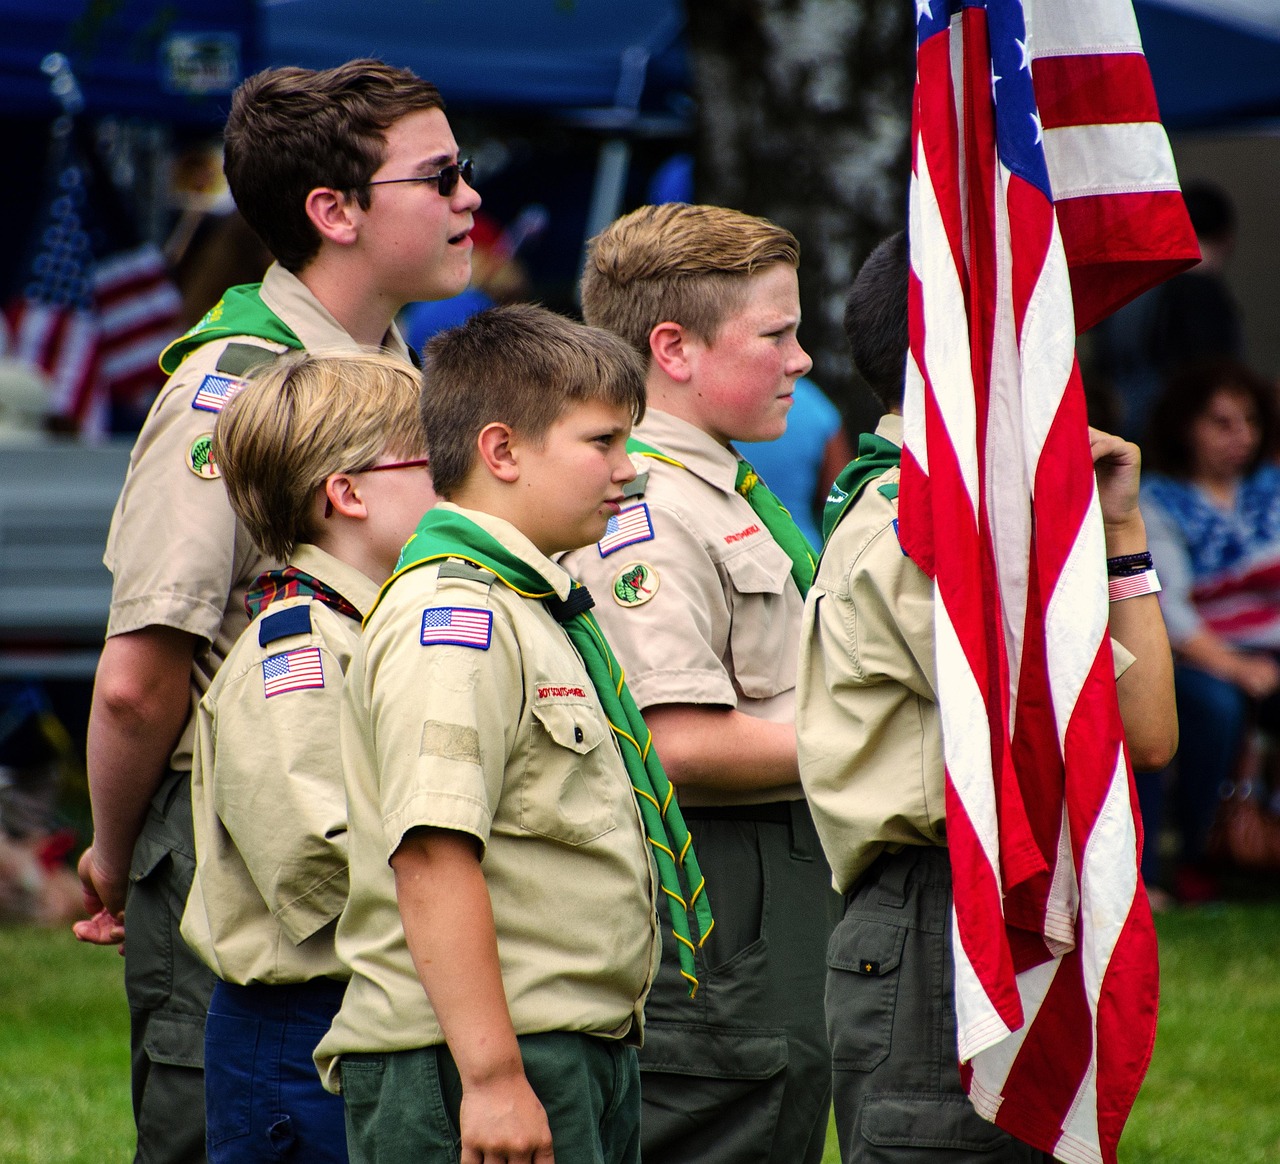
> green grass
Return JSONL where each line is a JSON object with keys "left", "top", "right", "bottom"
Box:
{"left": 3, "top": 908, "right": 1278, "bottom": 1163}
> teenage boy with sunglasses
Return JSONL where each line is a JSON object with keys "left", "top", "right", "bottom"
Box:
{"left": 73, "top": 60, "right": 479, "bottom": 1164}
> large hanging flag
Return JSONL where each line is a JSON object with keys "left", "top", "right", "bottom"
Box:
{"left": 899, "top": 2, "right": 1198, "bottom": 1163}
{"left": 4, "top": 126, "right": 182, "bottom": 437}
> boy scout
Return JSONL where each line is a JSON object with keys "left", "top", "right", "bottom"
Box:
{"left": 795, "top": 232, "right": 1178, "bottom": 1162}
{"left": 181, "top": 352, "right": 434, "bottom": 1162}
{"left": 315, "top": 305, "right": 711, "bottom": 1164}
{"left": 562, "top": 202, "right": 837, "bottom": 1164}
{"left": 74, "top": 60, "right": 479, "bottom": 1162}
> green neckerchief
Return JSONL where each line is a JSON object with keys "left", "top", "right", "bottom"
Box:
{"left": 626, "top": 438, "right": 817, "bottom": 597}
{"left": 386, "top": 507, "right": 715, "bottom": 997}
{"left": 159, "top": 283, "right": 304, "bottom": 374}
{"left": 820, "top": 432, "right": 902, "bottom": 545}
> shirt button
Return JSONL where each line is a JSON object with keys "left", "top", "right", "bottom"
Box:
{"left": 574, "top": 725, "right": 584, "bottom": 743}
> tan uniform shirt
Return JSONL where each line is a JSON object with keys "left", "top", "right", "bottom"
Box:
{"left": 561, "top": 409, "right": 805, "bottom": 808}
{"left": 315, "top": 506, "right": 659, "bottom": 1091}
{"left": 182, "top": 545, "right": 379, "bottom": 985}
{"left": 104, "top": 262, "right": 410, "bottom": 771}
{"left": 796, "top": 414, "right": 1136, "bottom": 894}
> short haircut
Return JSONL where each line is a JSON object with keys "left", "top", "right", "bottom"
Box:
{"left": 580, "top": 203, "right": 800, "bottom": 359}
{"left": 844, "top": 231, "right": 910, "bottom": 409}
{"left": 214, "top": 351, "right": 426, "bottom": 561}
{"left": 1145, "top": 359, "right": 1276, "bottom": 478}
{"left": 224, "top": 60, "right": 444, "bottom": 272}
{"left": 421, "top": 304, "right": 647, "bottom": 498}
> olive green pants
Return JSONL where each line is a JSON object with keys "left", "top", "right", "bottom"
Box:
{"left": 638, "top": 800, "right": 840, "bottom": 1164}
{"left": 827, "top": 846, "right": 1054, "bottom": 1163}
{"left": 341, "top": 1031, "right": 640, "bottom": 1164}
{"left": 125, "top": 769, "right": 214, "bottom": 1164}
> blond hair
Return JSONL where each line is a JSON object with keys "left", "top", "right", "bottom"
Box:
{"left": 580, "top": 203, "right": 800, "bottom": 358}
{"left": 421, "top": 304, "right": 646, "bottom": 498}
{"left": 214, "top": 350, "right": 425, "bottom": 560}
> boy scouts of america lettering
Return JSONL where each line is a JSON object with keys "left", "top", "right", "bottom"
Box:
{"left": 420, "top": 606, "right": 493, "bottom": 650}
{"left": 597, "top": 503, "right": 655, "bottom": 558}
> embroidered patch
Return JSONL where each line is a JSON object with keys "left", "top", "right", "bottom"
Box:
{"left": 598, "top": 503, "right": 654, "bottom": 558}
{"left": 612, "top": 561, "right": 660, "bottom": 607}
{"left": 421, "top": 606, "right": 492, "bottom": 649}
{"left": 262, "top": 647, "right": 325, "bottom": 697}
{"left": 191, "top": 373, "right": 245, "bottom": 414}
{"left": 536, "top": 685, "right": 588, "bottom": 700}
{"left": 186, "top": 433, "right": 219, "bottom": 478}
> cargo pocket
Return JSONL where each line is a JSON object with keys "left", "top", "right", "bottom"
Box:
{"left": 826, "top": 915, "right": 906, "bottom": 1072}
{"left": 861, "top": 1092, "right": 1009, "bottom": 1153}
{"left": 521, "top": 701, "right": 616, "bottom": 846}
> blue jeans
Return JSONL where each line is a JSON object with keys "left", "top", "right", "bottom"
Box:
{"left": 205, "top": 977, "right": 348, "bottom": 1162}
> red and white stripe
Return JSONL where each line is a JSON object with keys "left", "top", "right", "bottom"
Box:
{"left": 899, "top": 2, "right": 1197, "bottom": 1162}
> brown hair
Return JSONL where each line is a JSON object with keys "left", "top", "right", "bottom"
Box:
{"left": 223, "top": 60, "right": 444, "bottom": 271}
{"left": 580, "top": 203, "right": 800, "bottom": 359}
{"left": 421, "top": 304, "right": 646, "bottom": 498}
{"left": 214, "top": 350, "right": 426, "bottom": 560}
{"left": 1145, "top": 359, "right": 1277, "bottom": 478}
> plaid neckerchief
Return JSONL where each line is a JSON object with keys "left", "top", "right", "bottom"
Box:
{"left": 383, "top": 506, "right": 715, "bottom": 996}
{"left": 244, "top": 566, "right": 361, "bottom": 621}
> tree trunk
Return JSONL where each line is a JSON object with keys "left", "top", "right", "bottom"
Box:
{"left": 686, "top": 0, "right": 914, "bottom": 430}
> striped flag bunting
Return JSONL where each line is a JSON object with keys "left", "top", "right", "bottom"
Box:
{"left": 900, "top": 2, "right": 1198, "bottom": 1162}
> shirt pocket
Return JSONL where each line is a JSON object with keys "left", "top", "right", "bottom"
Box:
{"left": 519, "top": 697, "right": 619, "bottom": 846}
{"left": 722, "top": 539, "right": 795, "bottom": 699}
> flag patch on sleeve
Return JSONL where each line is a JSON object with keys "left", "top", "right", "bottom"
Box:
{"left": 597, "top": 503, "right": 654, "bottom": 558}
{"left": 191, "top": 374, "right": 245, "bottom": 413}
{"left": 421, "top": 606, "right": 492, "bottom": 649}
{"left": 262, "top": 647, "right": 325, "bottom": 697}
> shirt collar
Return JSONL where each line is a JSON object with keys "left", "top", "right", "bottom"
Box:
{"left": 289, "top": 543, "right": 383, "bottom": 618}
{"left": 875, "top": 412, "right": 904, "bottom": 448}
{"left": 434, "top": 502, "right": 574, "bottom": 600}
{"left": 634, "top": 409, "right": 742, "bottom": 494}
{"left": 258, "top": 263, "right": 411, "bottom": 360}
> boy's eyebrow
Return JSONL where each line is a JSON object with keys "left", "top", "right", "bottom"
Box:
{"left": 411, "top": 151, "right": 459, "bottom": 174}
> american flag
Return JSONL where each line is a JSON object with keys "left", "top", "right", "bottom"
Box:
{"left": 420, "top": 606, "right": 493, "bottom": 650}
{"left": 191, "top": 373, "right": 246, "bottom": 414}
{"left": 3, "top": 131, "right": 182, "bottom": 437}
{"left": 900, "top": 2, "right": 1197, "bottom": 1162}
{"left": 598, "top": 503, "right": 654, "bottom": 558}
{"left": 262, "top": 647, "right": 326, "bottom": 698}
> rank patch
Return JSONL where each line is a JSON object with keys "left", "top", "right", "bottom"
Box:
{"left": 598, "top": 503, "right": 654, "bottom": 558}
{"left": 262, "top": 647, "right": 325, "bottom": 697}
{"left": 612, "top": 561, "right": 660, "bottom": 607}
{"left": 187, "top": 433, "right": 219, "bottom": 478}
{"left": 421, "top": 606, "right": 492, "bottom": 649}
{"left": 191, "top": 374, "right": 245, "bottom": 413}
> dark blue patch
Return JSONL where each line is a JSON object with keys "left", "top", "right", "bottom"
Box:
{"left": 259, "top": 604, "right": 312, "bottom": 646}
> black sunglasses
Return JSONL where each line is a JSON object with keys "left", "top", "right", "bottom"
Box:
{"left": 362, "top": 158, "right": 474, "bottom": 197}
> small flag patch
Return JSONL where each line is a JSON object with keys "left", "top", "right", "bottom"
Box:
{"left": 191, "top": 373, "right": 244, "bottom": 413}
{"left": 421, "top": 606, "right": 492, "bottom": 650}
{"left": 598, "top": 503, "right": 654, "bottom": 558}
{"left": 262, "top": 647, "right": 325, "bottom": 697}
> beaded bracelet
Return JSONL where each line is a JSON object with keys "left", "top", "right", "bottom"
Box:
{"left": 1106, "top": 550, "right": 1154, "bottom": 577}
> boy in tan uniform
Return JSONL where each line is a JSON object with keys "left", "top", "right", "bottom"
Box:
{"left": 795, "top": 232, "right": 1178, "bottom": 1162}
{"left": 316, "top": 305, "right": 711, "bottom": 1164}
{"left": 562, "top": 203, "right": 838, "bottom": 1163}
{"left": 180, "top": 352, "right": 434, "bottom": 1161}
{"left": 74, "top": 60, "right": 480, "bottom": 1163}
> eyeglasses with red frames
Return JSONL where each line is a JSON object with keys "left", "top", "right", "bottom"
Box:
{"left": 362, "top": 159, "right": 474, "bottom": 197}
{"left": 323, "top": 458, "right": 431, "bottom": 517}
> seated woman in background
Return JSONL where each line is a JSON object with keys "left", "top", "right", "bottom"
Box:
{"left": 1140, "top": 360, "right": 1280, "bottom": 903}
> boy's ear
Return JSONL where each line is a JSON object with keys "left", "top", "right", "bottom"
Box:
{"left": 649, "top": 321, "right": 695, "bottom": 383}
{"left": 304, "top": 187, "right": 360, "bottom": 248}
{"left": 476, "top": 422, "right": 521, "bottom": 483}
{"left": 322, "top": 472, "right": 368, "bottom": 521}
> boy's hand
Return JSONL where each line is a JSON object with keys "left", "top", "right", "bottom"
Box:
{"left": 460, "top": 1071, "right": 554, "bottom": 1163}
{"left": 1089, "top": 427, "right": 1142, "bottom": 529}
{"left": 72, "top": 846, "right": 126, "bottom": 950}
